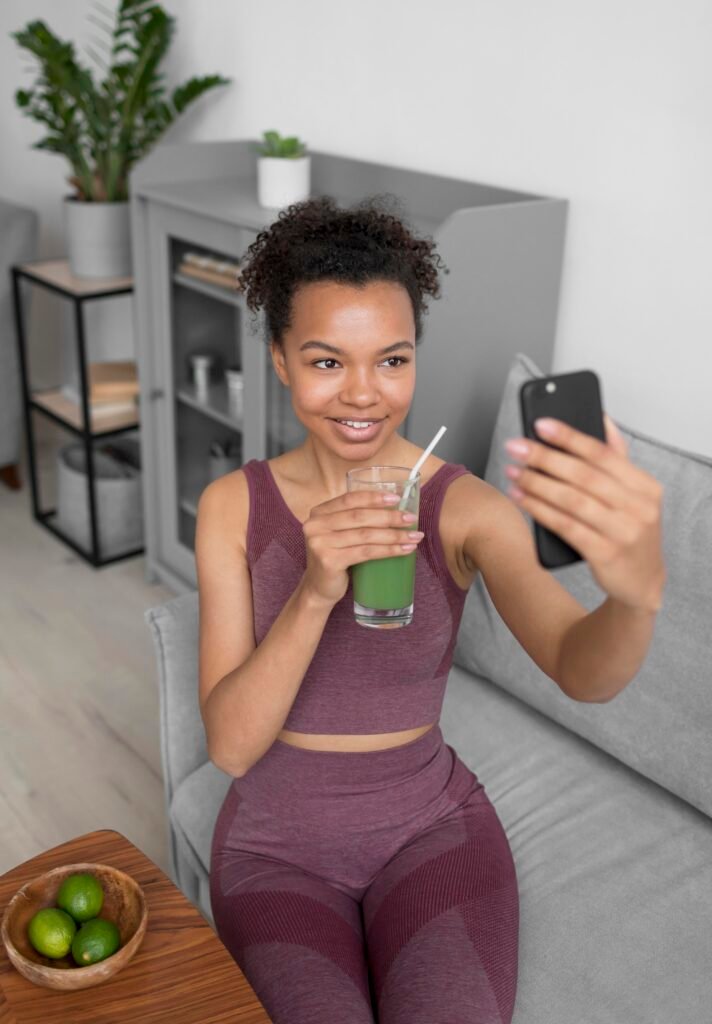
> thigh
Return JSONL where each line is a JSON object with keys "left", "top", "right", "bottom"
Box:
{"left": 362, "top": 785, "right": 520, "bottom": 1024}
{"left": 210, "top": 841, "right": 376, "bottom": 1024}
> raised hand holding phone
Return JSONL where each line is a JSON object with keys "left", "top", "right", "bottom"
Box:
{"left": 504, "top": 407, "right": 666, "bottom": 613}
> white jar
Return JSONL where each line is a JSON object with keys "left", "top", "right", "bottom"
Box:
{"left": 257, "top": 155, "right": 311, "bottom": 209}
{"left": 225, "top": 368, "right": 244, "bottom": 420}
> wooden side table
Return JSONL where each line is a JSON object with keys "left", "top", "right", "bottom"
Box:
{"left": 0, "top": 829, "right": 271, "bottom": 1023}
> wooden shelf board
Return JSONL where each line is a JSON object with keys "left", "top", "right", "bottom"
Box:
{"left": 17, "top": 259, "right": 133, "bottom": 297}
{"left": 173, "top": 270, "right": 246, "bottom": 308}
{"left": 32, "top": 387, "right": 140, "bottom": 434}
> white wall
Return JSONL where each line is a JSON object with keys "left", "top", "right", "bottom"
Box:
{"left": 2, "top": 0, "right": 709, "bottom": 453}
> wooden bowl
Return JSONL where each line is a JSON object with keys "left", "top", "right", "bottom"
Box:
{"left": 1, "top": 862, "right": 148, "bottom": 990}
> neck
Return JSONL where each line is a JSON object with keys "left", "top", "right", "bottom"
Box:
{"left": 295, "top": 430, "right": 414, "bottom": 497}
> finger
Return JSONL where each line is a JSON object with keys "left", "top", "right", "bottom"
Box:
{"left": 603, "top": 412, "right": 628, "bottom": 457}
{"left": 509, "top": 471, "right": 642, "bottom": 546}
{"left": 506, "top": 439, "right": 645, "bottom": 515}
{"left": 309, "top": 506, "right": 417, "bottom": 533}
{"left": 509, "top": 487, "right": 617, "bottom": 564}
{"left": 326, "top": 526, "right": 423, "bottom": 549}
{"left": 531, "top": 418, "right": 656, "bottom": 498}
{"left": 311, "top": 489, "right": 396, "bottom": 516}
{"left": 524, "top": 417, "right": 659, "bottom": 501}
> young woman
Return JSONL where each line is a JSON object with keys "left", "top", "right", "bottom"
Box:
{"left": 196, "top": 195, "right": 665, "bottom": 1024}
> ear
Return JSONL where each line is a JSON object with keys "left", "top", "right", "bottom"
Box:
{"left": 270, "top": 341, "right": 290, "bottom": 387}
{"left": 603, "top": 412, "right": 628, "bottom": 456}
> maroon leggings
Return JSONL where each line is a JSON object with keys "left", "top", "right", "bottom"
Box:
{"left": 210, "top": 724, "right": 519, "bottom": 1024}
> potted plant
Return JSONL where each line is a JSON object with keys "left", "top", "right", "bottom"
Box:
{"left": 11, "top": 1, "right": 230, "bottom": 279}
{"left": 254, "top": 130, "right": 310, "bottom": 210}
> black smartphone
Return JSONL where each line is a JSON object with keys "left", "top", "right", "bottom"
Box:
{"left": 518, "top": 369, "right": 606, "bottom": 570}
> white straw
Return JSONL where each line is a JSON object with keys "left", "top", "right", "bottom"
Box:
{"left": 398, "top": 425, "right": 448, "bottom": 511}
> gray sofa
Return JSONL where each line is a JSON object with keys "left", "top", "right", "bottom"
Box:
{"left": 0, "top": 197, "right": 39, "bottom": 483}
{"left": 145, "top": 352, "right": 712, "bottom": 1023}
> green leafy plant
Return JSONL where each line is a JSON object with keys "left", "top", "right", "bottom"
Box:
{"left": 254, "top": 130, "right": 307, "bottom": 159}
{"left": 11, "top": 1, "right": 231, "bottom": 202}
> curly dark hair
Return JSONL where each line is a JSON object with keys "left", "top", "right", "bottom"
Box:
{"left": 239, "top": 193, "right": 449, "bottom": 348}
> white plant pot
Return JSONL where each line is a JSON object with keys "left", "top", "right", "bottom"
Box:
{"left": 64, "top": 197, "right": 132, "bottom": 279}
{"left": 257, "top": 155, "right": 311, "bottom": 210}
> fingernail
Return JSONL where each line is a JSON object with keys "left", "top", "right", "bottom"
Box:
{"left": 382, "top": 494, "right": 400, "bottom": 503}
{"left": 504, "top": 439, "right": 529, "bottom": 457}
{"left": 505, "top": 464, "right": 522, "bottom": 479}
{"left": 402, "top": 512, "right": 418, "bottom": 522}
{"left": 509, "top": 484, "right": 524, "bottom": 499}
{"left": 534, "top": 418, "right": 557, "bottom": 436}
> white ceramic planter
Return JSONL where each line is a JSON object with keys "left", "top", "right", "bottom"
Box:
{"left": 257, "top": 155, "right": 311, "bottom": 209}
{"left": 64, "top": 197, "right": 132, "bottom": 279}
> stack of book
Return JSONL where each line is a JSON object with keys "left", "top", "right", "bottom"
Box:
{"left": 178, "top": 252, "right": 243, "bottom": 291}
{"left": 63, "top": 361, "right": 139, "bottom": 419}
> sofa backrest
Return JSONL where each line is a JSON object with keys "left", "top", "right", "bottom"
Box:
{"left": 453, "top": 353, "right": 712, "bottom": 819}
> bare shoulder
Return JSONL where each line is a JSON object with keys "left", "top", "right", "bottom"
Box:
{"left": 195, "top": 466, "right": 250, "bottom": 556}
{"left": 195, "top": 467, "right": 256, "bottom": 724}
{"left": 438, "top": 471, "right": 495, "bottom": 575}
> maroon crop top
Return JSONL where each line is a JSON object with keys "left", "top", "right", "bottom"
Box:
{"left": 242, "top": 458, "right": 473, "bottom": 734}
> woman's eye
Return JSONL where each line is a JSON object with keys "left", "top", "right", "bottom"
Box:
{"left": 312, "top": 357, "right": 409, "bottom": 369}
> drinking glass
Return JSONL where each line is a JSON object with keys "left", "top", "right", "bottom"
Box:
{"left": 345, "top": 465, "right": 420, "bottom": 629}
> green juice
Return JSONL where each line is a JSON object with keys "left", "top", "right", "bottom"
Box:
{"left": 352, "top": 544, "right": 416, "bottom": 610}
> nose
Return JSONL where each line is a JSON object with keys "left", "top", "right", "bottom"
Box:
{"left": 340, "top": 367, "right": 381, "bottom": 408}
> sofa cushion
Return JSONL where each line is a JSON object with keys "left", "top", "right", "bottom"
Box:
{"left": 170, "top": 759, "right": 231, "bottom": 881}
{"left": 171, "top": 664, "right": 712, "bottom": 1022}
{"left": 453, "top": 352, "right": 712, "bottom": 818}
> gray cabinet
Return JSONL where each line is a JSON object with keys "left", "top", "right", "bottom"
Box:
{"left": 130, "top": 140, "right": 567, "bottom": 592}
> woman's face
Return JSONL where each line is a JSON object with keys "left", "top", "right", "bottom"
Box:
{"left": 270, "top": 279, "right": 416, "bottom": 456}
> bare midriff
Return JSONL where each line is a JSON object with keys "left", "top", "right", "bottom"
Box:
{"left": 277, "top": 722, "right": 436, "bottom": 752}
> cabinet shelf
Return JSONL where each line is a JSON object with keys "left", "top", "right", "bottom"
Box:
{"left": 31, "top": 387, "right": 139, "bottom": 436}
{"left": 176, "top": 382, "right": 244, "bottom": 431}
{"left": 172, "top": 270, "right": 246, "bottom": 309}
{"left": 12, "top": 260, "right": 142, "bottom": 568}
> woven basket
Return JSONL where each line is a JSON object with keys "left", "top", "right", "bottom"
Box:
{"left": 55, "top": 437, "right": 143, "bottom": 557}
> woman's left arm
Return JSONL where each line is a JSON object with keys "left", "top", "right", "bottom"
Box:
{"left": 502, "top": 412, "right": 666, "bottom": 701}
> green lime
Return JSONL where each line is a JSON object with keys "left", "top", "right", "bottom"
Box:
{"left": 27, "top": 907, "right": 77, "bottom": 959}
{"left": 71, "top": 918, "right": 121, "bottom": 966}
{"left": 56, "top": 873, "right": 104, "bottom": 923}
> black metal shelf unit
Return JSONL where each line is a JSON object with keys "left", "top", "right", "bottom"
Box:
{"left": 11, "top": 259, "right": 143, "bottom": 567}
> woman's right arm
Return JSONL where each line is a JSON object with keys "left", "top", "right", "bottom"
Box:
{"left": 195, "top": 471, "right": 335, "bottom": 778}
{"left": 195, "top": 471, "right": 424, "bottom": 777}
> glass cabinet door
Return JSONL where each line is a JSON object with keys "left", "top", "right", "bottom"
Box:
{"left": 145, "top": 202, "right": 308, "bottom": 587}
{"left": 264, "top": 351, "right": 307, "bottom": 458}
{"left": 147, "top": 204, "right": 254, "bottom": 583}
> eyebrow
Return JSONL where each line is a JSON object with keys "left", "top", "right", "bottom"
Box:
{"left": 299, "top": 340, "right": 415, "bottom": 356}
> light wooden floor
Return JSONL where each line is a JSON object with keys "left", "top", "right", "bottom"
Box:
{"left": 0, "top": 443, "right": 175, "bottom": 878}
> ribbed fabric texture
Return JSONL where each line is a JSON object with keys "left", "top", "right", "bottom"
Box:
{"left": 242, "top": 458, "right": 473, "bottom": 734}
{"left": 210, "top": 724, "right": 519, "bottom": 1023}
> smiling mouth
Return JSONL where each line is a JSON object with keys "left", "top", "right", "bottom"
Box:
{"left": 328, "top": 417, "right": 385, "bottom": 424}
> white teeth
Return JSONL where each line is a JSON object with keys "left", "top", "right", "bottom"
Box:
{"left": 338, "top": 420, "right": 375, "bottom": 429}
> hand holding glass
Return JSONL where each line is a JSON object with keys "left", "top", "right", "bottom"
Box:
{"left": 299, "top": 482, "right": 425, "bottom": 612}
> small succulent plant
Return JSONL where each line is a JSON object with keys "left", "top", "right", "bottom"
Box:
{"left": 255, "top": 130, "right": 307, "bottom": 159}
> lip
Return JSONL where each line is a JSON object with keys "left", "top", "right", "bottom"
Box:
{"left": 328, "top": 417, "right": 385, "bottom": 442}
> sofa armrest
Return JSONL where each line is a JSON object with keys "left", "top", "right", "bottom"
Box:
{"left": 144, "top": 591, "right": 208, "bottom": 808}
